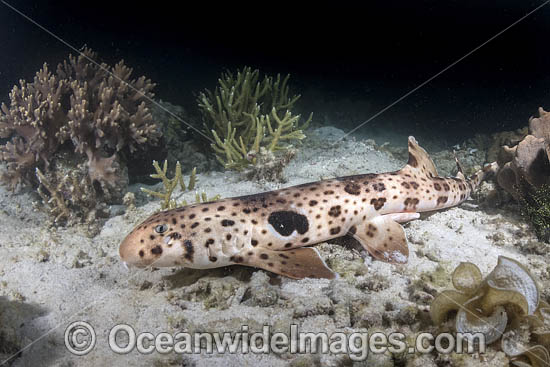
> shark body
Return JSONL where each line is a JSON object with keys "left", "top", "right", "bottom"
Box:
{"left": 119, "top": 137, "right": 497, "bottom": 279}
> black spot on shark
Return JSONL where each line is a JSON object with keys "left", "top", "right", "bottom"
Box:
{"left": 268, "top": 211, "right": 309, "bottom": 237}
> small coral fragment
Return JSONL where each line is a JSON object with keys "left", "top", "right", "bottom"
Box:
{"left": 141, "top": 160, "right": 219, "bottom": 210}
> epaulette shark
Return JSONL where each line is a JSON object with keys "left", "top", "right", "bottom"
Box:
{"left": 120, "top": 137, "right": 497, "bottom": 279}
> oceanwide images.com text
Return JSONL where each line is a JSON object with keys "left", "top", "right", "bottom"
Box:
{"left": 65, "top": 322, "right": 486, "bottom": 361}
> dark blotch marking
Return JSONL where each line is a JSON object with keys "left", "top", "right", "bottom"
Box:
{"left": 171, "top": 217, "right": 177, "bottom": 225}
{"left": 268, "top": 211, "right": 309, "bottom": 236}
{"left": 191, "top": 222, "right": 199, "bottom": 229}
{"left": 309, "top": 200, "right": 318, "bottom": 207}
{"left": 243, "top": 208, "right": 251, "bottom": 214}
{"left": 151, "top": 245, "right": 163, "bottom": 255}
{"left": 189, "top": 214, "right": 196, "bottom": 219}
{"left": 202, "top": 207, "right": 209, "bottom": 212}
{"left": 349, "top": 225, "right": 357, "bottom": 235}
{"left": 370, "top": 198, "right": 387, "bottom": 210}
{"left": 301, "top": 237, "right": 309, "bottom": 243}
{"left": 324, "top": 190, "right": 334, "bottom": 195}
{"left": 404, "top": 197, "right": 420, "bottom": 209}
{"left": 221, "top": 219, "right": 235, "bottom": 227}
{"left": 149, "top": 235, "right": 155, "bottom": 240}
{"left": 434, "top": 183, "right": 442, "bottom": 191}
{"left": 344, "top": 182, "right": 361, "bottom": 195}
{"left": 366, "top": 223, "right": 377, "bottom": 238}
{"left": 205, "top": 238, "right": 214, "bottom": 247}
{"left": 401, "top": 182, "right": 411, "bottom": 189}
{"left": 139, "top": 250, "right": 144, "bottom": 257}
{"left": 251, "top": 239, "right": 259, "bottom": 247}
{"left": 437, "top": 196, "right": 448, "bottom": 205}
{"left": 328, "top": 205, "right": 341, "bottom": 217}
{"left": 217, "top": 206, "right": 226, "bottom": 211}
{"left": 204, "top": 228, "right": 211, "bottom": 233}
{"left": 226, "top": 234, "right": 232, "bottom": 241}
{"left": 279, "top": 253, "right": 289, "bottom": 259}
{"left": 183, "top": 240, "right": 194, "bottom": 261}
{"left": 372, "top": 182, "right": 386, "bottom": 192}
{"left": 410, "top": 181, "right": 419, "bottom": 189}
{"left": 169, "top": 232, "right": 182, "bottom": 240}
{"left": 330, "top": 226, "right": 341, "bottom": 235}
{"left": 260, "top": 253, "right": 269, "bottom": 260}
{"left": 443, "top": 183, "right": 450, "bottom": 191}
{"left": 209, "top": 256, "right": 217, "bottom": 262}
{"left": 284, "top": 242, "right": 292, "bottom": 248}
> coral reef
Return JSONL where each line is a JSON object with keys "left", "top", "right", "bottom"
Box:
{"left": 496, "top": 108, "right": 550, "bottom": 199}
{"left": 198, "top": 66, "right": 311, "bottom": 170}
{"left": 430, "top": 257, "right": 550, "bottom": 366}
{"left": 494, "top": 108, "right": 550, "bottom": 240}
{"left": 0, "top": 48, "right": 160, "bottom": 223}
{"left": 141, "top": 160, "right": 220, "bottom": 210}
{"left": 520, "top": 184, "right": 550, "bottom": 242}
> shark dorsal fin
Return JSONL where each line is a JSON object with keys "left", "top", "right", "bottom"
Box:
{"left": 404, "top": 136, "right": 438, "bottom": 177}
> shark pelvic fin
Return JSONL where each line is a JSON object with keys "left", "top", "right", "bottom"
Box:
{"left": 235, "top": 247, "right": 337, "bottom": 280}
{"left": 404, "top": 136, "right": 438, "bottom": 178}
{"left": 352, "top": 214, "right": 410, "bottom": 264}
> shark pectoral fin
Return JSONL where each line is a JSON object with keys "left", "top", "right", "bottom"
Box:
{"left": 385, "top": 212, "right": 420, "bottom": 224}
{"left": 352, "top": 215, "right": 409, "bottom": 264}
{"left": 236, "top": 247, "right": 337, "bottom": 280}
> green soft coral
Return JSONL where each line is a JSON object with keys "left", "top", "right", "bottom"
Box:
{"left": 198, "top": 67, "right": 311, "bottom": 170}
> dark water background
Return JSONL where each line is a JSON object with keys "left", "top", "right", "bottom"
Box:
{"left": 1, "top": 1, "right": 549, "bottom": 147}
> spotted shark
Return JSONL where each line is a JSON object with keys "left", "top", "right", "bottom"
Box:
{"left": 119, "top": 137, "right": 497, "bottom": 279}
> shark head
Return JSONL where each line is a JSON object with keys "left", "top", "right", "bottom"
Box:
{"left": 119, "top": 210, "right": 207, "bottom": 268}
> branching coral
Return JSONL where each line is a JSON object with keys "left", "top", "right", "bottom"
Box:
{"left": 0, "top": 48, "right": 161, "bottom": 223}
{"left": 141, "top": 160, "right": 220, "bottom": 210}
{"left": 0, "top": 64, "right": 67, "bottom": 188}
{"left": 430, "top": 257, "right": 550, "bottom": 366}
{"left": 198, "top": 67, "right": 311, "bottom": 170}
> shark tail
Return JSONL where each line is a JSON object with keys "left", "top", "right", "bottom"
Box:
{"left": 467, "top": 161, "right": 499, "bottom": 191}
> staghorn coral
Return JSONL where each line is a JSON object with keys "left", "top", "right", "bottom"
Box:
{"left": 0, "top": 48, "right": 161, "bottom": 224}
{"left": 430, "top": 257, "right": 550, "bottom": 366}
{"left": 198, "top": 66, "right": 311, "bottom": 170}
{"left": 141, "top": 160, "right": 220, "bottom": 210}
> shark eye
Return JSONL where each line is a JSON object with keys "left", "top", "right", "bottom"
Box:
{"left": 155, "top": 224, "right": 168, "bottom": 234}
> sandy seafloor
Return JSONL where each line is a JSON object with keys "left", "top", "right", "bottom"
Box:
{"left": 1, "top": 126, "right": 548, "bottom": 367}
